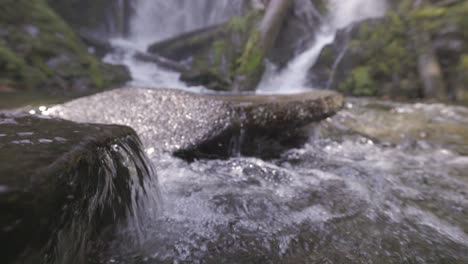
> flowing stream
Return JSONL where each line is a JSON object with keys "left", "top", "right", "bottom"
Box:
{"left": 98, "top": 99, "right": 468, "bottom": 263}
{"left": 90, "top": 0, "right": 468, "bottom": 263}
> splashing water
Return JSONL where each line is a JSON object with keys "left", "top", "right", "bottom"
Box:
{"left": 95, "top": 99, "right": 468, "bottom": 263}
{"left": 52, "top": 1, "right": 468, "bottom": 262}
{"left": 258, "top": 0, "right": 388, "bottom": 93}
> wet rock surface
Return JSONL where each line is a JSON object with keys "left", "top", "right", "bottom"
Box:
{"left": 0, "top": 113, "right": 158, "bottom": 263}
{"left": 319, "top": 98, "right": 468, "bottom": 155}
{"left": 95, "top": 98, "right": 468, "bottom": 264}
{"left": 48, "top": 87, "right": 344, "bottom": 157}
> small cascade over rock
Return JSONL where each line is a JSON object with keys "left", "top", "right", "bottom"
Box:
{"left": 0, "top": 113, "right": 160, "bottom": 264}
{"left": 258, "top": 0, "right": 388, "bottom": 93}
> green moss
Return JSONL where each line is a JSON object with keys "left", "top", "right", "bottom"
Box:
{"left": 461, "top": 55, "right": 468, "bottom": 70}
{"left": 412, "top": 7, "right": 447, "bottom": 18}
{"left": 0, "top": 42, "right": 26, "bottom": 73}
{"left": 0, "top": 0, "right": 124, "bottom": 94}
{"left": 228, "top": 16, "right": 250, "bottom": 33}
{"left": 185, "top": 8, "right": 264, "bottom": 90}
{"left": 0, "top": 40, "right": 48, "bottom": 89}
{"left": 228, "top": 9, "right": 263, "bottom": 34}
{"left": 237, "top": 30, "right": 263, "bottom": 75}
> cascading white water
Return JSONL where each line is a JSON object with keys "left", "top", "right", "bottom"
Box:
{"left": 258, "top": 0, "right": 388, "bottom": 94}
{"left": 106, "top": 0, "right": 386, "bottom": 91}
{"left": 104, "top": 0, "right": 243, "bottom": 89}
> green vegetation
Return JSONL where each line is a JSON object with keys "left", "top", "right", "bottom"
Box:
{"left": 336, "top": 0, "right": 468, "bottom": 103}
{"left": 0, "top": 0, "right": 128, "bottom": 97}
{"left": 340, "top": 67, "right": 376, "bottom": 96}
{"left": 184, "top": 9, "right": 264, "bottom": 91}
{"left": 237, "top": 30, "right": 263, "bottom": 75}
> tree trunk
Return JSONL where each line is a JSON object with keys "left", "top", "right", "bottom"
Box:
{"left": 234, "top": 0, "right": 294, "bottom": 91}
{"left": 412, "top": 0, "right": 447, "bottom": 100}
{"left": 416, "top": 35, "right": 447, "bottom": 100}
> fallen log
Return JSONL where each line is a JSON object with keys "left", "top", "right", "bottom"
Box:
{"left": 411, "top": 0, "right": 447, "bottom": 100}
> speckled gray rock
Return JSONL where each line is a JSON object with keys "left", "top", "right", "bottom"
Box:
{"left": 49, "top": 87, "right": 344, "bottom": 154}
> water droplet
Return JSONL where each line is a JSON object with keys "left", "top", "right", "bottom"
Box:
{"left": 146, "top": 147, "right": 155, "bottom": 155}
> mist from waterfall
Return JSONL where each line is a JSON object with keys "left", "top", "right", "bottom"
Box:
{"left": 258, "top": 0, "right": 388, "bottom": 93}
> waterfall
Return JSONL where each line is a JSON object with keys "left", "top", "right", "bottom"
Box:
{"left": 129, "top": 0, "right": 244, "bottom": 47}
{"left": 258, "top": 0, "right": 388, "bottom": 94}
{"left": 104, "top": 0, "right": 244, "bottom": 88}
{"left": 105, "top": 0, "right": 386, "bottom": 92}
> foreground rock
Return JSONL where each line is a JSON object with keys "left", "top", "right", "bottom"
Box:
{"left": 48, "top": 87, "right": 344, "bottom": 158}
{"left": 0, "top": 113, "right": 158, "bottom": 263}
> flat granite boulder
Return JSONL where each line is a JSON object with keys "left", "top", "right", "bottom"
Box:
{"left": 48, "top": 87, "right": 344, "bottom": 157}
{"left": 0, "top": 113, "right": 158, "bottom": 263}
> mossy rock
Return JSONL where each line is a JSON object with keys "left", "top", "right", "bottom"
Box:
{"left": 310, "top": 0, "right": 468, "bottom": 101}
{"left": 0, "top": 0, "right": 130, "bottom": 102}
{"left": 148, "top": 9, "right": 264, "bottom": 91}
{"left": 312, "top": 0, "right": 468, "bottom": 103}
